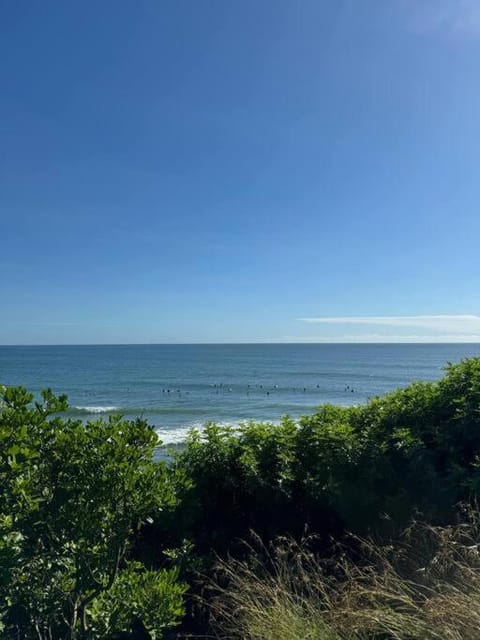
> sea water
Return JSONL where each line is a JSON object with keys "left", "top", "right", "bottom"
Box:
{"left": 1, "top": 343, "right": 480, "bottom": 444}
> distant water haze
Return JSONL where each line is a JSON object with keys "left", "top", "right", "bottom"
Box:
{"left": 1, "top": 344, "right": 480, "bottom": 444}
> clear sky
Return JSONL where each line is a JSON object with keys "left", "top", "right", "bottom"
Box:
{"left": 1, "top": 0, "right": 480, "bottom": 344}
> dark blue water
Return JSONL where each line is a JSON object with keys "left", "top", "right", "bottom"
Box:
{"left": 1, "top": 344, "right": 480, "bottom": 443}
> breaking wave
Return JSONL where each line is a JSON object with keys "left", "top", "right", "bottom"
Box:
{"left": 71, "top": 405, "right": 121, "bottom": 414}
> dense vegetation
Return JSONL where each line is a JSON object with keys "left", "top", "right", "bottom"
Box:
{"left": 1, "top": 357, "right": 480, "bottom": 638}
{"left": 172, "top": 357, "right": 480, "bottom": 550}
{"left": 208, "top": 515, "right": 480, "bottom": 640}
{"left": 0, "top": 387, "right": 185, "bottom": 639}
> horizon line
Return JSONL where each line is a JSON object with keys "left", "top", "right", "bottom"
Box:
{"left": 2, "top": 341, "right": 480, "bottom": 347}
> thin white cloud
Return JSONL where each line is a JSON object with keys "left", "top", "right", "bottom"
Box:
{"left": 284, "top": 334, "right": 480, "bottom": 343}
{"left": 299, "top": 315, "right": 480, "bottom": 334}
{"left": 403, "top": 0, "right": 480, "bottom": 36}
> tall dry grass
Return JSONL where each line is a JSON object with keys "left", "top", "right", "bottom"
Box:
{"left": 206, "top": 510, "right": 480, "bottom": 640}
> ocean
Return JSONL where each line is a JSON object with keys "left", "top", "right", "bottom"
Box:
{"left": 1, "top": 343, "right": 480, "bottom": 444}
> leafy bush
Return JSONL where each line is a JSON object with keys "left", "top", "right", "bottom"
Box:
{"left": 173, "top": 358, "right": 480, "bottom": 553}
{"left": 0, "top": 386, "right": 186, "bottom": 639}
{"left": 3, "top": 357, "right": 480, "bottom": 637}
{"left": 89, "top": 562, "right": 185, "bottom": 639}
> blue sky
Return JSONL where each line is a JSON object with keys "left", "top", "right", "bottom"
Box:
{"left": 1, "top": 0, "right": 479, "bottom": 344}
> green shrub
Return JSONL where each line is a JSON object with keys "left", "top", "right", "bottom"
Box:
{"left": 0, "top": 386, "right": 186, "bottom": 639}
{"left": 89, "top": 562, "right": 186, "bottom": 639}
{"left": 3, "top": 357, "right": 480, "bottom": 637}
{"left": 173, "top": 358, "right": 480, "bottom": 553}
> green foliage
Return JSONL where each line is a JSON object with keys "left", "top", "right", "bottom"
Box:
{"left": 0, "top": 386, "right": 186, "bottom": 639}
{"left": 174, "top": 358, "right": 480, "bottom": 553}
{"left": 89, "top": 562, "right": 186, "bottom": 639}
{"left": 3, "top": 358, "right": 480, "bottom": 637}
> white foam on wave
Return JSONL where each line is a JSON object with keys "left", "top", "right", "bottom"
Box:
{"left": 156, "top": 429, "right": 195, "bottom": 445}
{"left": 73, "top": 406, "right": 121, "bottom": 414}
{"left": 155, "top": 419, "right": 284, "bottom": 445}
{"left": 156, "top": 421, "right": 235, "bottom": 445}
